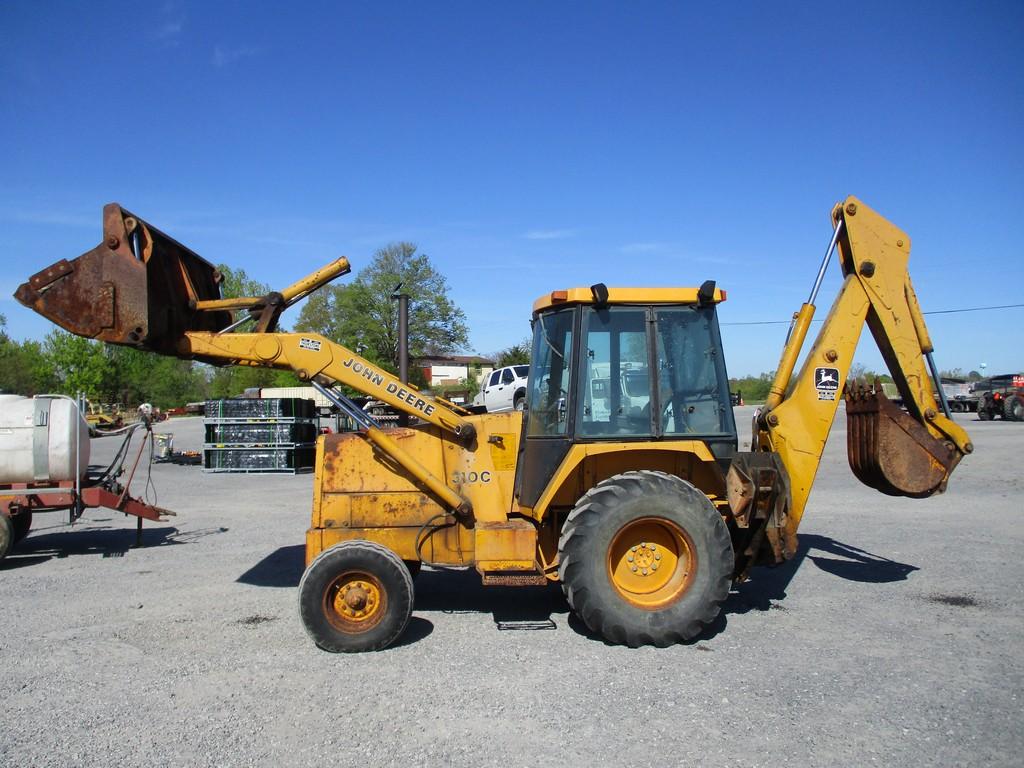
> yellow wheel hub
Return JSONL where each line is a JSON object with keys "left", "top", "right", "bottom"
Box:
{"left": 607, "top": 518, "right": 696, "bottom": 609}
{"left": 325, "top": 572, "right": 386, "bottom": 631}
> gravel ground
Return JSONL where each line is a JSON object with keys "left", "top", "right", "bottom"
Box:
{"left": 2, "top": 408, "right": 1021, "bottom": 767}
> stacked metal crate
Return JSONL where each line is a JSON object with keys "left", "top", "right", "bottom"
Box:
{"left": 203, "top": 398, "right": 317, "bottom": 473}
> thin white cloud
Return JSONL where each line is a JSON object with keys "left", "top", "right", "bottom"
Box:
{"left": 523, "top": 228, "right": 576, "bottom": 240}
{"left": 157, "top": 20, "right": 183, "bottom": 39}
{"left": 619, "top": 240, "right": 735, "bottom": 265}
{"left": 155, "top": 1, "right": 185, "bottom": 46}
{"left": 5, "top": 210, "right": 94, "bottom": 228}
{"left": 620, "top": 242, "right": 667, "bottom": 253}
{"left": 213, "top": 45, "right": 260, "bottom": 68}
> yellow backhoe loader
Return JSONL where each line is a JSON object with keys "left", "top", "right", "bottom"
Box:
{"left": 16, "top": 197, "right": 972, "bottom": 651}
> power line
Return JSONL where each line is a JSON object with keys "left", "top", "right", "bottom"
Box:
{"left": 721, "top": 302, "right": 1024, "bottom": 326}
{"left": 921, "top": 303, "right": 1024, "bottom": 316}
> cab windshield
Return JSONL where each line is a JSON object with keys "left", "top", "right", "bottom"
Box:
{"left": 577, "top": 305, "right": 735, "bottom": 439}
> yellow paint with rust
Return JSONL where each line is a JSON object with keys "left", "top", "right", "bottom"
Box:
{"left": 474, "top": 519, "right": 538, "bottom": 572}
{"left": 307, "top": 411, "right": 523, "bottom": 566}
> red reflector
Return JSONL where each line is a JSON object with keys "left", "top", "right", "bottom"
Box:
{"left": 551, "top": 290, "right": 568, "bottom": 302}
{"left": 720, "top": 290, "right": 727, "bottom": 301}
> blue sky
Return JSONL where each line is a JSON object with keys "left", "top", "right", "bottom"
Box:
{"left": 2, "top": 1, "right": 1021, "bottom": 377}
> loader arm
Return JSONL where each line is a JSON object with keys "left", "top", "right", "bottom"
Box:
{"left": 178, "top": 330, "right": 475, "bottom": 440}
{"left": 752, "top": 196, "right": 972, "bottom": 547}
{"left": 14, "top": 204, "right": 478, "bottom": 518}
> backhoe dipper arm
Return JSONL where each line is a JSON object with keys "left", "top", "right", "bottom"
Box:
{"left": 179, "top": 331, "right": 476, "bottom": 443}
{"left": 756, "top": 197, "right": 972, "bottom": 537}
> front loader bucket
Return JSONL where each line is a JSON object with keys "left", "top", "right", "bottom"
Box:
{"left": 845, "top": 380, "right": 960, "bottom": 498}
{"left": 14, "top": 203, "right": 231, "bottom": 355}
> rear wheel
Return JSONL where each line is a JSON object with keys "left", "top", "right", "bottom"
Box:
{"left": 558, "top": 471, "right": 733, "bottom": 647}
{"left": 1004, "top": 395, "right": 1024, "bottom": 422}
{"left": 514, "top": 392, "right": 526, "bottom": 411}
{"left": 298, "top": 540, "right": 414, "bottom": 652}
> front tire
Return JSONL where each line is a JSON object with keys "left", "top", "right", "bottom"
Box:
{"left": 978, "top": 397, "right": 993, "bottom": 421}
{"left": 558, "top": 471, "right": 733, "bottom": 647}
{"left": 298, "top": 540, "right": 414, "bottom": 652}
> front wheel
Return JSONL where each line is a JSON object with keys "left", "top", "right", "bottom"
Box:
{"left": 978, "top": 398, "right": 993, "bottom": 421}
{"left": 298, "top": 540, "right": 414, "bottom": 652}
{"left": 558, "top": 471, "right": 733, "bottom": 647}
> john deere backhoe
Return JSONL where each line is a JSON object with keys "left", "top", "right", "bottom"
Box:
{"left": 16, "top": 197, "right": 972, "bottom": 651}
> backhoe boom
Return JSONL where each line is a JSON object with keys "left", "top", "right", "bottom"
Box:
{"left": 755, "top": 196, "right": 972, "bottom": 546}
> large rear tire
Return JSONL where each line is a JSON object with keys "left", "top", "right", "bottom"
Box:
{"left": 558, "top": 471, "right": 733, "bottom": 647}
{"left": 1004, "top": 395, "right": 1024, "bottom": 422}
{"left": 298, "top": 540, "right": 414, "bottom": 652}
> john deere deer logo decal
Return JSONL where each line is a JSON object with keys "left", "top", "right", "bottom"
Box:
{"left": 815, "top": 367, "right": 840, "bottom": 401}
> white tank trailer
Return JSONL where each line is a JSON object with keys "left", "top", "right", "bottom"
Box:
{"left": 0, "top": 395, "right": 90, "bottom": 485}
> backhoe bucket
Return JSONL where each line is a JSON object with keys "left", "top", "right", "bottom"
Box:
{"left": 845, "top": 380, "right": 960, "bottom": 498}
{"left": 14, "top": 203, "right": 231, "bottom": 355}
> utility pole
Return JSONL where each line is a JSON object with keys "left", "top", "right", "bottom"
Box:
{"left": 392, "top": 284, "right": 410, "bottom": 426}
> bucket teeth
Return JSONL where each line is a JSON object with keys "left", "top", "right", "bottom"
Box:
{"left": 845, "top": 379, "right": 958, "bottom": 498}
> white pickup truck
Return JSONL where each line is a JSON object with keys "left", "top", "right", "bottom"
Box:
{"left": 473, "top": 365, "right": 529, "bottom": 412}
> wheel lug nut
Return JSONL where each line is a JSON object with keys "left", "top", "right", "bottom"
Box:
{"left": 650, "top": 544, "right": 657, "bottom": 551}
{"left": 631, "top": 566, "right": 638, "bottom": 573}
{"left": 655, "top": 553, "right": 661, "bottom": 560}
{"left": 627, "top": 554, "right": 634, "bottom": 562}
{"left": 651, "top": 563, "right": 659, "bottom": 571}
{"left": 631, "top": 546, "right": 638, "bottom": 552}
{"left": 642, "top": 569, "right": 648, "bottom": 575}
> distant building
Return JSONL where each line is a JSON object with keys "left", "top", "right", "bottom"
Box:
{"left": 415, "top": 355, "right": 495, "bottom": 388}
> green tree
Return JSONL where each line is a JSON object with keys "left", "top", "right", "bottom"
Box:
{"left": 41, "top": 330, "right": 111, "bottom": 399}
{"left": 295, "top": 242, "right": 468, "bottom": 373}
{"left": 102, "top": 345, "right": 210, "bottom": 408}
{"left": 728, "top": 373, "right": 774, "bottom": 404}
{"left": 494, "top": 339, "right": 531, "bottom": 367}
{"left": 218, "top": 264, "right": 275, "bottom": 310}
{"left": 209, "top": 264, "right": 300, "bottom": 396}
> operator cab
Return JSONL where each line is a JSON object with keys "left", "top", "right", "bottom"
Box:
{"left": 516, "top": 283, "right": 737, "bottom": 508}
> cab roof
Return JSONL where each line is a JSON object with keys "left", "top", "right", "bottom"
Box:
{"left": 532, "top": 285, "right": 727, "bottom": 314}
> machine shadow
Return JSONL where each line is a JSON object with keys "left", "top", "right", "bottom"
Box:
{"left": 714, "top": 533, "right": 919, "bottom": 627}
{"left": 237, "top": 544, "right": 306, "bottom": 588}
{"left": 2, "top": 524, "right": 191, "bottom": 569}
{"left": 232, "top": 534, "right": 918, "bottom": 648}
{"left": 572, "top": 533, "right": 920, "bottom": 646}
{"left": 414, "top": 568, "right": 568, "bottom": 630}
